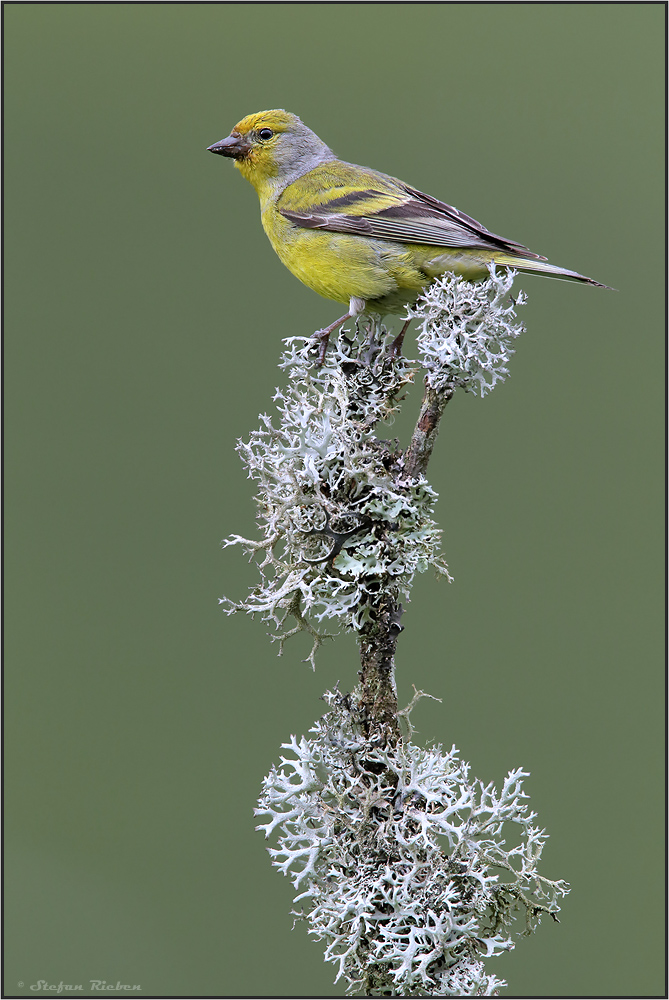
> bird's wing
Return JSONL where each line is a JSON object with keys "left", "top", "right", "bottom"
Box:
{"left": 279, "top": 172, "right": 546, "bottom": 260}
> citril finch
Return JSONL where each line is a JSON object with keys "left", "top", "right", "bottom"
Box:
{"left": 208, "top": 110, "right": 608, "bottom": 358}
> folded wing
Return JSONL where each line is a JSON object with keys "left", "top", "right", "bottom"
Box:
{"left": 279, "top": 173, "right": 546, "bottom": 261}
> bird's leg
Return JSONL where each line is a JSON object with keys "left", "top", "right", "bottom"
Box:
{"left": 389, "top": 318, "right": 411, "bottom": 359}
{"left": 313, "top": 298, "right": 366, "bottom": 364}
{"left": 313, "top": 312, "right": 351, "bottom": 364}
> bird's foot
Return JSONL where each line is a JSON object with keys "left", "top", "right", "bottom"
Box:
{"left": 312, "top": 312, "right": 352, "bottom": 365}
{"left": 314, "top": 328, "right": 331, "bottom": 365}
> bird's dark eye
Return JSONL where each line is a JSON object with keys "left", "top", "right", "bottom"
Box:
{"left": 258, "top": 128, "right": 273, "bottom": 140}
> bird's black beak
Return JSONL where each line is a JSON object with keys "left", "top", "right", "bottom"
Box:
{"left": 207, "top": 132, "right": 250, "bottom": 160}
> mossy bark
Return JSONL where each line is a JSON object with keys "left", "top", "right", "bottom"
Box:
{"left": 357, "top": 596, "right": 403, "bottom": 742}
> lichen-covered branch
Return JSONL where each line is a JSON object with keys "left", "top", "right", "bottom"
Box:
{"left": 358, "top": 595, "right": 403, "bottom": 741}
{"left": 219, "top": 323, "right": 450, "bottom": 660}
{"left": 255, "top": 691, "right": 569, "bottom": 996}
{"left": 403, "top": 266, "right": 527, "bottom": 479}
{"left": 221, "top": 268, "right": 567, "bottom": 995}
{"left": 220, "top": 268, "right": 523, "bottom": 662}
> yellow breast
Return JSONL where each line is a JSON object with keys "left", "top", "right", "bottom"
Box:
{"left": 260, "top": 201, "right": 493, "bottom": 314}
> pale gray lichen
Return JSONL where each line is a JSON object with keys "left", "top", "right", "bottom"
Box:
{"left": 405, "top": 267, "right": 526, "bottom": 396}
{"left": 219, "top": 324, "right": 450, "bottom": 664}
{"left": 256, "top": 690, "right": 568, "bottom": 996}
{"left": 225, "top": 270, "right": 566, "bottom": 995}
{"left": 220, "top": 269, "right": 524, "bottom": 664}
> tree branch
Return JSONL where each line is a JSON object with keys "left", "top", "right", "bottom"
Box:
{"left": 403, "top": 380, "right": 456, "bottom": 479}
{"left": 357, "top": 596, "right": 403, "bottom": 741}
{"left": 356, "top": 377, "right": 455, "bottom": 739}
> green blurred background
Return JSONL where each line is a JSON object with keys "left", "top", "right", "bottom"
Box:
{"left": 4, "top": 4, "right": 664, "bottom": 997}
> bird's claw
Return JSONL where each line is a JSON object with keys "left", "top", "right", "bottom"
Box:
{"left": 313, "top": 328, "right": 331, "bottom": 365}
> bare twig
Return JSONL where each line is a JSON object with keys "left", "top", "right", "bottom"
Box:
{"left": 403, "top": 380, "right": 456, "bottom": 479}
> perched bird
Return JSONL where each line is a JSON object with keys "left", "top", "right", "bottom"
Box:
{"left": 208, "top": 110, "right": 607, "bottom": 358}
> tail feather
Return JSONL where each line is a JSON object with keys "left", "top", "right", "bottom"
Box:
{"left": 494, "top": 254, "right": 613, "bottom": 289}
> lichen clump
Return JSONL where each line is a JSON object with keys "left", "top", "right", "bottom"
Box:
{"left": 407, "top": 267, "right": 526, "bottom": 395}
{"left": 256, "top": 691, "right": 569, "bottom": 996}
{"left": 220, "top": 268, "right": 525, "bottom": 665}
{"left": 220, "top": 324, "right": 449, "bottom": 663}
{"left": 222, "top": 269, "right": 568, "bottom": 995}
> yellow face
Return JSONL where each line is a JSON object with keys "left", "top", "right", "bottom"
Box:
{"left": 207, "top": 110, "right": 296, "bottom": 186}
{"left": 207, "top": 110, "right": 332, "bottom": 194}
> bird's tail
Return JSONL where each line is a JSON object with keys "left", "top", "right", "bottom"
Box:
{"left": 494, "top": 254, "right": 612, "bottom": 289}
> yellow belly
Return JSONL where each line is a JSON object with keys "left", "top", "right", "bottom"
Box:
{"left": 261, "top": 206, "right": 493, "bottom": 315}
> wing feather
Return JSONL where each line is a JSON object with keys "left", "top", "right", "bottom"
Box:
{"left": 279, "top": 177, "right": 546, "bottom": 261}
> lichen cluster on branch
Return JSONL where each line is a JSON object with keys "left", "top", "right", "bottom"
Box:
{"left": 220, "top": 321, "right": 449, "bottom": 664}
{"left": 220, "top": 268, "right": 525, "bottom": 665}
{"left": 222, "top": 268, "right": 567, "bottom": 996}
{"left": 256, "top": 690, "right": 569, "bottom": 997}
{"left": 407, "top": 267, "right": 526, "bottom": 395}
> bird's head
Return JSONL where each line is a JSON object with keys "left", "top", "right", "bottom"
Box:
{"left": 207, "top": 110, "right": 334, "bottom": 195}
